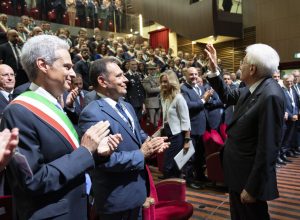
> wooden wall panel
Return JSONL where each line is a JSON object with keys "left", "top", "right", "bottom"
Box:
{"left": 176, "top": 27, "right": 256, "bottom": 73}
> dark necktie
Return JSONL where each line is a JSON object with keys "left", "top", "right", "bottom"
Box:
{"left": 115, "top": 102, "right": 132, "bottom": 129}
{"left": 79, "top": 93, "right": 84, "bottom": 109}
{"left": 8, "top": 93, "right": 12, "bottom": 102}
{"left": 13, "top": 44, "right": 21, "bottom": 69}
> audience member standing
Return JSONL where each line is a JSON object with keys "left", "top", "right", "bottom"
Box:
{"left": 125, "top": 59, "right": 146, "bottom": 121}
{"left": 0, "top": 29, "right": 29, "bottom": 87}
{"left": 79, "top": 58, "right": 169, "bottom": 220}
{"left": 0, "top": 35, "right": 120, "bottom": 220}
{"left": 205, "top": 43, "right": 285, "bottom": 220}
{"left": 66, "top": 0, "right": 77, "bottom": 26}
{"left": 180, "top": 67, "right": 212, "bottom": 188}
{"left": 160, "top": 70, "right": 191, "bottom": 179}
{"left": 0, "top": 64, "right": 15, "bottom": 118}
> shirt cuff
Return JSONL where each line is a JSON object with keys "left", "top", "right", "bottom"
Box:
{"left": 206, "top": 69, "right": 221, "bottom": 78}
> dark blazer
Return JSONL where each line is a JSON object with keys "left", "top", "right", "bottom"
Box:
{"left": 83, "top": 90, "right": 99, "bottom": 107}
{"left": 203, "top": 84, "right": 224, "bottom": 130}
{"left": 283, "top": 87, "right": 299, "bottom": 120}
{"left": 125, "top": 72, "right": 145, "bottom": 108}
{"left": 79, "top": 98, "right": 148, "bottom": 214}
{"left": 1, "top": 101, "right": 95, "bottom": 219}
{"left": 208, "top": 75, "right": 285, "bottom": 201}
{"left": 0, "top": 92, "right": 9, "bottom": 118}
{"left": 0, "top": 42, "right": 28, "bottom": 86}
{"left": 74, "top": 60, "right": 90, "bottom": 90}
{"left": 180, "top": 83, "right": 207, "bottom": 136}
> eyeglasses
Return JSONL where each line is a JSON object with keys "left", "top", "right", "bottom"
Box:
{"left": 0, "top": 73, "right": 16, "bottom": 78}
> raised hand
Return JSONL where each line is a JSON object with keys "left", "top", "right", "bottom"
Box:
{"left": 204, "top": 44, "right": 218, "bottom": 73}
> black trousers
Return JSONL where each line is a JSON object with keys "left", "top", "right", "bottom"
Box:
{"left": 162, "top": 124, "right": 183, "bottom": 178}
{"left": 229, "top": 190, "right": 270, "bottom": 220}
{"left": 99, "top": 207, "right": 141, "bottom": 220}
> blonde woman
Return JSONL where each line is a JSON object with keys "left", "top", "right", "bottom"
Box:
{"left": 159, "top": 70, "right": 191, "bottom": 179}
{"left": 66, "top": 0, "right": 76, "bottom": 26}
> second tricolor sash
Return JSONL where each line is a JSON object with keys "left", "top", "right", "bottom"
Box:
{"left": 12, "top": 91, "right": 79, "bottom": 150}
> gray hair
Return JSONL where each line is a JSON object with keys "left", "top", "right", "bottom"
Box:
{"left": 245, "top": 43, "right": 280, "bottom": 77}
{"left": 21, "top": 35, "right": 69, "bottom": 81}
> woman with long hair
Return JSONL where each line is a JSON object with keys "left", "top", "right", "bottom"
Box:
{"left": 94, "top": 42, "right": 108, "bottom": 60}
{"left": 160, "top": 70, "right": 191, "bottom": 178}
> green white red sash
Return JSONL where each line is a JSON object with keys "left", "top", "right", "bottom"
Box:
{"left": 12, "top": 91, "right": 79, "bottom": 150}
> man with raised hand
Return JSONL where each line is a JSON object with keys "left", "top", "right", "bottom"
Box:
{"left": 205, "top": 43, "right": 285, "bottom": 220}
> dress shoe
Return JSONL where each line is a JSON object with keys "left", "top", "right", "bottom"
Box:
{"left": 280, "top": 155, "right": 292, "bottom": 163}
{"left": 292, "top": 149, "right": 300, "bottom": 155}
{"left": 158, "top": 175, "right": 167, "bottom": 180}
{"left": 286, "top": 151, "right": 298, "bottom": 158}
{"left": 276, "top": 158, "right": 286, "bottom": 165}
{"left": 189, "top": 182, "right": 205, "bottom": 190}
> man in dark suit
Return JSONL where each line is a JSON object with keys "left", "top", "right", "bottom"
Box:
{"left": 0, "top": 35, "right": 120, "bottom": 220}
{"left": 125, "top": 59, "right": 146, "bottom": 121}
{"left": 222, "top": 73, "right": 237, "bottom": 125}
{"left": 0, "top": 29, "right": 28, "bottom": 87}
{"left": 280, "top": 74, "right": 299, "bottom": 163}
{"left": 79, "top": 58, "right": 169, "bottom": 220}
{"left": 0, "top": 64, "right": 15, "bottom": 118}
{"left": 64, "top": 73, "right": 88, "bottom": 133}
{"left": 74, "top": 48, "right": 91, "bottom": 90}
{"left": 205, "top": 43, "right": 285, "bottom": 219}
{"left": 181, "top": 67, "right": 212, "bottom": 188}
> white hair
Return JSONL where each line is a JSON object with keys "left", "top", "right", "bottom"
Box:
{"left": 21, "top": 35, "right": 69, "bottom": 81}
{"left": 245, "top": 43, "right": 280, "bottom": 77}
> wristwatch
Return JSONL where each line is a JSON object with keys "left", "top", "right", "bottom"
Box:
{"left": 184, "top": 137, "right": 192, "bottom": 143}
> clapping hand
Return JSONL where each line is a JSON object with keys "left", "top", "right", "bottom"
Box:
{"left": 141, "top": 137, "right": 170, "bottom": 158}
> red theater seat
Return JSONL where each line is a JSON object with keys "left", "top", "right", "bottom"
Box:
{"left": 143, "top": 166, "right": 193, "bottom": 220}
{"left": 203, "top": 130, "right": 224, "bottom": 183}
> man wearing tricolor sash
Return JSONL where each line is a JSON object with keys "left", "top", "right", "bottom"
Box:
{"left": 0, "top": 35, "right": 121, "bottom": 220}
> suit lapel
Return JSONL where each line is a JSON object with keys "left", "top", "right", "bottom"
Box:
{"left": 228, "top": 78, "right": 269, "bottom": 129}
{"left": 96, "top": 99, "right": 140, "bottom": 144}
{"left": 0, "top": 92, "right": 9, "bottom": 104}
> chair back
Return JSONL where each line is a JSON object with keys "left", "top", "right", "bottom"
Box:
{"left": 0, "top": 195, "right": 12, "bottom": 220}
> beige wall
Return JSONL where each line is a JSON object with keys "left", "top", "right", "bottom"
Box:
{"left": 243, "top": 0, "right": 300, "bottom": 63}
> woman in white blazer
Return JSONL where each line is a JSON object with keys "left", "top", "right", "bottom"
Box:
{"left": 160, "top": 70, "right": 191, "bottom": 178}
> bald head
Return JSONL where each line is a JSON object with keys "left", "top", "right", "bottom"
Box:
{"left": 185, "top": 67, "right": 199, "bottom": 85}
{"left": 7, "top": 29, "right": 19, "bottom": 44}
{"left": 0, "top": 64, "right": 15, "bottom": 92}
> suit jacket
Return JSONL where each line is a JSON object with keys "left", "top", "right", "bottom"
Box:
{"left": 180, "top": 83, "right": 207, "bottom": 136}
{"left": 83, "top": 90, "right": 99, "bottom": 107}
{"left": 0, "top": 92, "right": 9, "bottom": 118}
{"left": 0, "top": 42, "right": 28, "bottom": 86}
{"left": 208, "top": 75, "right": 285, "bottom": 201}
{"left": 203, "top": 84, "right": 224, "bottom": 130}
{"left": 74, "top": 60, "right": 90, "bottom": 90}
{"left": 79, "top": 98, "right": 148, "bottom": 214}
{"left": 1, "top": 100, "right": 95, "bottom": 219}
{"left": 282, "top": 87, "right": 299, "bottom": 120}
{"left": 161, "top": 93, "right": 190, "bottom": 135}
{"left": 142, "top": 74, "right": 160, "bottom": 109}
{"left": 125, "top": 71, "right": 145, "bottom": 108}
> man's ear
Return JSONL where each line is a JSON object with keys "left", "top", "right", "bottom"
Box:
{"left": 36, "top": 58, "right": 48, "bottom": 74}
{"left": 249, "top": 64, "right": 257, "bottom": 76}
{"left": 97, "top": 75, "right": 108, "bottom": 88}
